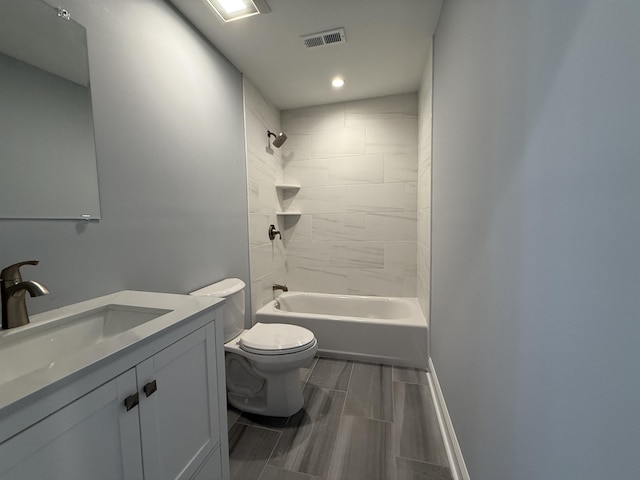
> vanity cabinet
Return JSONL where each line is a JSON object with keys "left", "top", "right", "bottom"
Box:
{"left": 0, "top": 318, "right": 228, "bottom": 480}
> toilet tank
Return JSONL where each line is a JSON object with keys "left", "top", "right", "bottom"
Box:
{"left": 190, "top": 278, "right": 245, "bottom": 342}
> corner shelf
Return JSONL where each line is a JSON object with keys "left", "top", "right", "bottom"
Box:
{"left": 275, "top": 183, "right": 301, "bottom": 217}
{"left": 276, "top": 212, "right": 302, "bottom": 216}
{"left": 275, "top": 183, "right": 301, "bottom": 191}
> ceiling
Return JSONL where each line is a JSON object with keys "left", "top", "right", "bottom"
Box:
{"left": 168, "top": 0, "right": 443, "bottom": 110}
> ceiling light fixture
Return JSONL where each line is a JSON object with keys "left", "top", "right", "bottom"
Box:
{"left": 206, "top": 0, "right": 270, "bottom": 22}
{"left": 331, "top": 78, "right": 345, "bottom": 88}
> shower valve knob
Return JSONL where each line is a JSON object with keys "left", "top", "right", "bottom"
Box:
{"left": 268, "top": 224, "right": 281, "bottom": 240}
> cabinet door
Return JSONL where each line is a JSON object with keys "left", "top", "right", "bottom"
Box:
{"left": 0, "top": 369, "right": 143, "bottom": 480}
{"left": 138, "top": 323, "right": 220, "bottom": 480}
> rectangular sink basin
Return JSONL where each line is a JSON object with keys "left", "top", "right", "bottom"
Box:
{"left": 0, "top": 304, "right": 170, "bottom": 385}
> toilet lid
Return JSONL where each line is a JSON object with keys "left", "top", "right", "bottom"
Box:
{"left": 239, "top": 323, "right": 315, "bottom": 355}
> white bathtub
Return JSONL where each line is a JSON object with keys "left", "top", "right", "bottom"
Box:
{"left": 255, "top": 291, "right": 428, "bottom": 368}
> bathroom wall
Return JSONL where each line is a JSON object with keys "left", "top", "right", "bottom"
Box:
{"left": 280, "top": 94, "right": 418, "bottom": 296}
{"left": 0, "top": 0, "right": 250, "bottom": 315}
{"left": 417, "top": 44, "right": 433, "bottom": 320}
{"left": 431, "top": 1, "right": 640, "bottom": 479}
{"left": 243, "top": 77, "right": 286, "bottom": 316}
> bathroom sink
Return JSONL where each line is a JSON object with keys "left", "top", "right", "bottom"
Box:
{"left": 0, "top": 304, "right": 170, "bottom": 385}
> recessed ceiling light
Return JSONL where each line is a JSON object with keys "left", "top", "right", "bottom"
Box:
{"left": 206, "top": 0, "right": 270, "bottom": 22}
{"left": 331, "top": 78, "right": 345, "bottom": 88}
{"left": 219, "top": 0, "right": 246, "bottom": 13}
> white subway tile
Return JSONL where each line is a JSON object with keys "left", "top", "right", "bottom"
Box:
{"left": 417, "top": 273, "right": 430, "bottom": 322}
{"left": 328, "top": 154, "right": 384, "bottom": 185}
{"left": 311, "top": 213, "right": 365, "bottom": 241}
{"left": 282, "top": 214, "right": 312, "bottom": 244}
{"left": 345, "top": 183, "right": 405, "bottom": 212}
{"left": 287, "top": 266, "right": 349, "bottom": 294}
{"left": 248, "top": 213, "right": 271, "bottom": 248}
{"left": 250, "top": 243, "right": 283, "bottom": 279}
{"left": 365, "top": 119, "right": 418, "bottom": 155}
{"left": 385, "top": 241, "right": 418, "bottom": 274}
{"left": 247, "top": 178, "right": 259, "bottom": 214}
{"left": 282, "top": 103, "right": 345, "bottom": 133}
{"left": 290, "top": 186, "right": 346, "bottom": 214}
{"left": 365, "top": 211, "right": 417, "bottom": 241}
{"left": 243, "top": 77, "right": 279, "bottom": 130}
{"left": 344, "top": 93, "right": 418, "bottom": 126}
{"left": 284, "top": 158, "right": 329, "bottom": 187}
{"left": 405, "top": 182, "right": 418, "bottom": 212}
{"left": 311, "top": 126, "right": 365, "bottom": 158}
{"left": 346, "top": 268, "right": 405, "bottom": 296}
{"left": 384, "top": 153, "right": 418, "bottom": 182}
{"left": 282, "top": 133, "right": 312, "bottom": 162}
{"left": 285, "top": 241, "right": 330, "bottom": 268}
{"left": 329, "top": 241, "right": 385, "bottom": 269}
{"left": 417, "top": 208, "right": 431, "bottom": 248}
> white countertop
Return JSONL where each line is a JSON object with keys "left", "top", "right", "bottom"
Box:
{"left": 0, "top": 290, "right": 224, "bottom": 418}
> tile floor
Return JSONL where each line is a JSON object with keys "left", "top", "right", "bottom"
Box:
{"left": 226, "top": 357, "right": 453, "bottom": 480}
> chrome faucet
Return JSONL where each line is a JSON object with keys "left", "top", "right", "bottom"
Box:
{"left": 1, "top": 261, "right": 50, "bottom": 329}
{"left": 272, "top": 284, "right": 288, "bottom": 293}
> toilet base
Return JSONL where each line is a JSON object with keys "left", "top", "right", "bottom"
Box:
{"left": 224, "top": 341, "right": 317, "bottom": 417}
{"left": 227, "top": 366, "right": 304, "bottom": 417}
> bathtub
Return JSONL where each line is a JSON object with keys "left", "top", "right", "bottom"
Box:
{"left": 255, "top": 291, "right": 428, "bottom": 368}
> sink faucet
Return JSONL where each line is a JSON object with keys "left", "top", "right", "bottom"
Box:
{"left": 1, "top": 261, "right": 50, "bottom": 329}
{"left": 272, "top": 284, "right": 288, "bottom": 293}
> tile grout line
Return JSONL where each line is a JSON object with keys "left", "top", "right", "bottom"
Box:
{"left": 395, "top": 454, "right": 454, "bottom": 471}
{"left": 339, "top": 360, "right": 355, "bottom": 418}
{"left": 258, "top": 429, "right": 283, "bottom": 480}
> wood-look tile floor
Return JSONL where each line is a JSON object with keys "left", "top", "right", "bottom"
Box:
{"left": 227, "top": 357, "right": 453, "bottom": 480}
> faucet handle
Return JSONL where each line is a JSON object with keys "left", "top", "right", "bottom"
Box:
{"left": 1, "top": 260, "right": 39, "bottom": 283}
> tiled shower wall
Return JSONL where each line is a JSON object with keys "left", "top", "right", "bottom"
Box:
{"left": 280, "top": 94, "right": 419, "bottom": 297}
{"left": 243, "top": 77, "right": 286, "bottom": 317}
{"left": 417, "top": 44, "right": 433, "bottom": 320}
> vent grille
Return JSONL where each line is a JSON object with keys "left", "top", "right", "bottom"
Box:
{"left": 301, "top": 28, "right": 346, "bottom": 49}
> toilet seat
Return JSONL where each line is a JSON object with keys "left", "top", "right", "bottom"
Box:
{"left": 239, "top": 323, "right": 315, "bottom": 355}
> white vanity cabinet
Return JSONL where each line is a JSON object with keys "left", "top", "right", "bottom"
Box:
{"left": 137, "top": 323, "right": 222, "bottom": 480}
{"left": 0, "top": 302, "right": 229, "bottom": 480}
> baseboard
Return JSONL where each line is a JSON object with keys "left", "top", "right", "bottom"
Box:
{"left": 428, "top": 357, "right": 470, "bottom": 480}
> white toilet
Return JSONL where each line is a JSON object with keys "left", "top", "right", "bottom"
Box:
{"left": 190, "top": 278, "right": 317, "bottom": 417}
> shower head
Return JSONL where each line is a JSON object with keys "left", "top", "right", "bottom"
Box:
{"left": 267, "top": 130, "right": 287, "bottom": 148}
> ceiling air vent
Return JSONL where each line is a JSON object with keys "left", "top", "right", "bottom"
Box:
{"left": 301, "top": 28, "right": 346, "bottom": 49}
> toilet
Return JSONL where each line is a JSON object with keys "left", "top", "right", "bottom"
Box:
{"left": 190, "top": 278, "right": 317, "bottom": 417}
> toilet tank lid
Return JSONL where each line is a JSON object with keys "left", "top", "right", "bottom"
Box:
{"left": 190, "top": 278, "right": 245, "bottom": 297}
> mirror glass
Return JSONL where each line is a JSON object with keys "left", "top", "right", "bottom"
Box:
{"left": 0, "top": 0, "right": 100, "bottom": 219}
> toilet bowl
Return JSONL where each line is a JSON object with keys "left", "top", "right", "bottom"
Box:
{"left": 190, "top": 278, "right": 317, "bottom": 417}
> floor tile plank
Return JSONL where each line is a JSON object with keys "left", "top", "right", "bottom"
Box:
{"left": 300, "top": 356, "right": 319, "bottom": 384}
{"left": 393, "top": 366, "right": 429, "bottom": 385}
{"left": 268, "top": 386, "right": 346, "bottom": 478}
{"left": 228, "top": 424, "right": 280, "bottom": 480}
{"left": 306, "top": 357, "right": 353, "bottom": 391}
{"left": 396, "top": 457, "right": 453, "bottom": 480}
{"left": 260, "top": 465, "right": 322, "bottom": 480}
{"left": 393, "top": 382, "right": 448, "bottom": 466}
{"left": 343, "top": 362, "right": 393, "bottom": 422}
{"left": 327, "top": 416, "right": 396, "bottom": 480}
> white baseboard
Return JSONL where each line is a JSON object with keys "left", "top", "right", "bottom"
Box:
{"left": 428, "top": 357, "right": 470, "bottom": 480}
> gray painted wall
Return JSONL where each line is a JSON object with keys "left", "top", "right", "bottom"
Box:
{"left": 432, "top": 1, "right": 640, "bottom": 479}
{"left": 0, "top": 0, "right": 250, "bottom": 316}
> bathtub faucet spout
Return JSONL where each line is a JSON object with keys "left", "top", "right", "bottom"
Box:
{"left": 273, "top": 284, "right": 288, "bottom": 293}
